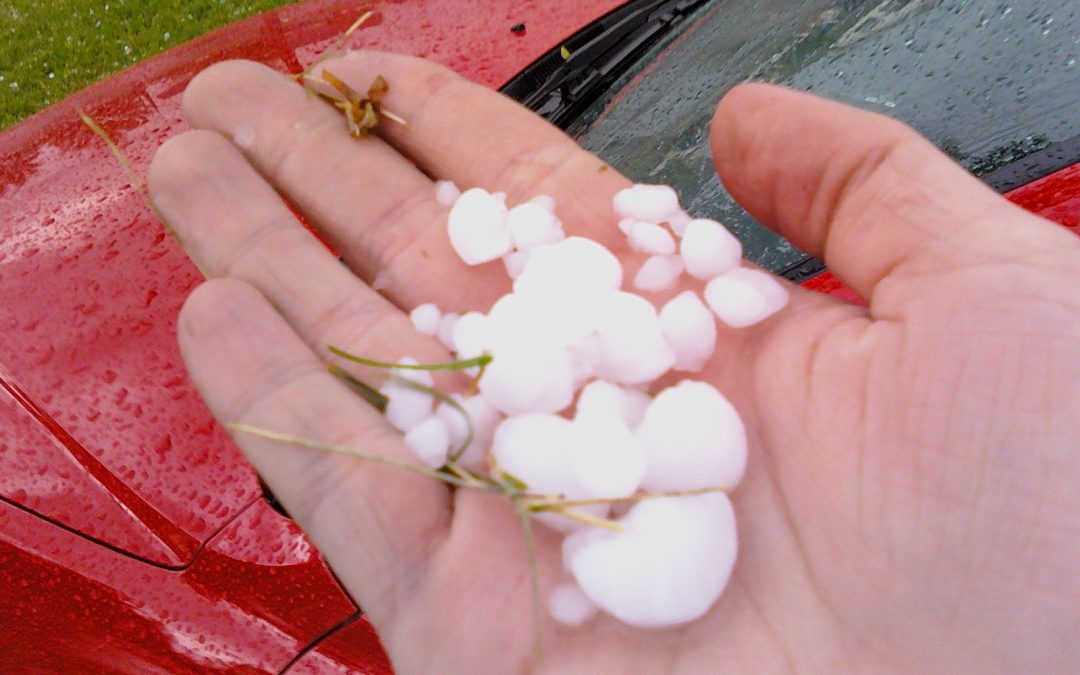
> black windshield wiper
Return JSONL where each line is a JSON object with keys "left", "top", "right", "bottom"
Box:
{"left": 502, "top": 0, "right": 709, "bottom": 128}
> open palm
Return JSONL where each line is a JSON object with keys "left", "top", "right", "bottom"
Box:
{"left": 149, "top": 53, "right": 1080, "bottom": 673}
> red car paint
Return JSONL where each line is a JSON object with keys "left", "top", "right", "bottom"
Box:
{"left": 0, "top": 0, "right": 622, "bottom": 671}
{"left": 1, "top": 0, "right": 1078, "bottom": 672}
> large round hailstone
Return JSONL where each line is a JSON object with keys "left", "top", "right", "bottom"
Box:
{"left": 447, "top": 188, "right": 512, "bottom": 265}
{"left": 680, "top": 218, "right": 742, "bottom": 281}
{"left": 659, "top": 291, "right": 717, "bottom": 372}
{"left": 485, "top": 292, "right": 596, "bottom": 353}
{"left": 514, "top": 237, "right": 622, "bottom": 298}
{"left": 704, "top": 267, "right": 790, "bottom": 328}
{"left": 571, "top": 416, "right": 647, "bottom": 499}
{"left": 478, "top": 343, "right": 577, "bottom": 415}
{"left": 563, "top": 492, "right": 737, "bottom": 628}
{"left": 613, "top": 184, "right": 681, "bottom": 223}
{"left": 507, "top": 202, "right": 564, "bottom": 250}
{"left": 491, "top": 415, "right": 605, "bottom": 530}
{"left": 637, "top": 381, "right": 747, "bottom": 491}
{"left": 584, "top": 292, "right": 676, "bottom": 385}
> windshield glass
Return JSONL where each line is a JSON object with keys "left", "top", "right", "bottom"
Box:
{"left": 570, "top": 0, "right": 1080, "bottom": 274}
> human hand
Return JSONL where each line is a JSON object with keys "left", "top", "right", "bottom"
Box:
{"left": 148, "top": 53, "right": 1080, "bottom": 673}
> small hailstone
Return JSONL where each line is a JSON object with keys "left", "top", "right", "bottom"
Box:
{"left": 659, "top": 291, "right": 717, "bottom": 372}
{"left": 625, "top": 220, "right": 676, "bottom": 255}
{"left": 514, "top": 237, "right": 622, "bottom": 298}
{"left": 436, "top": 312, "right": 459, "bottom": 351}
{"left": 575, "top": 380, "right": 629, "bottom": 423}
{"left": 571, "top": 416, "right": 647, "bottom": 499}
{"left": 680, "top": 218, "right": 743, "bottom": 280}
{"left": 451, "top": 312, "right": 490, "bottom": 360}
{"left": 435, "top": 394, "right": 502, "bottom": 470}
{"left": 584, "top": 292, "right": 676, "bottom": 385}
{"left": 704, "top": 267, "right": 790, "bottom": 328}
{"left": 383, "top": 384, "right": 434, "bottom": 432}
{"left": 409, "top": 303, "right": 442, "bottom": 336}
{"left": 637, "top": 380, "right": 747, "bottom": 491}
{"left": 549, "top": 583, "right": 598, "bottom": 626}
{"left": 563, "top": 492, "right": 737, "bottom": 628}
{"left": 391, "top": 357, "right": 434, "bottom": 387}
{"left": 403, "top": 416, "right": 451, "bottom": 468}
{"left": 507, "top": 203, "right": 564, "bottom": 250}
{"left": 667, "top": 208, "right": 692, "bottom": 236}
{"left": 447, "top": 188, "right": 512, "bottom": 265}
{"left": 613, "top": 184, "right": 681, "bottom": 223}
{"left": 434, "top": 180, "right": 461, "bottom": 206}
{"left": 529, "top": 194, "right": 557, "bottom": 212}
{"left": 478, "top": 344, "right": 577, "bottom": 415}
{"left": 502, "top": 250, "right": 530, "bottom": 279}
{"left": 633, "top": 255, "right": 684, "bottom": 292}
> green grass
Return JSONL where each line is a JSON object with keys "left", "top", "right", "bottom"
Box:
{"left": 0, "top": 0, "right": 298, "bottom": 130}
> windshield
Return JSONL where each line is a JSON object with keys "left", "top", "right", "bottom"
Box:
{"left": 569, "top": 0, "right": 1080, "bottom": 274}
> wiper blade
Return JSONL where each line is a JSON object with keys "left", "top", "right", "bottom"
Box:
{"left": 502, "top": 0, "right": 709, "bottom": 128}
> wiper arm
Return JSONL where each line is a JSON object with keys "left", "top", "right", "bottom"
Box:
{"left": 502, "top": 0, "right": 709, "bottom": 128}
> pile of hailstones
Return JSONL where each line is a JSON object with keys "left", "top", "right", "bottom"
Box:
{"left": 380, "top": 181, "right": 787, "bottom": 630}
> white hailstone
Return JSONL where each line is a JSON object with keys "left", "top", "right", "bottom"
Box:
{"left": 507, "top": 202, "right": 564, "bottom": 250}
{"left": 621, "top": 389, "right": 651, "bottom": 431}
{"left": 633, "top": 255, "right": 685, "bottom": 292}
{"left": 383, "top": 383, "right": 434, "bottom": 432}
{"left": 434, "top": 180, "right": 461, "bottom": 206}
{"left": 549, "top": 583, "right": 598, "bottom": 627}
{"left": 704, "top": 267, "right": 790, "bottom": 328}
{"left": 403, "top": 416, "right": 451, "bottom": 468}
{"left": 485, "top": 290, "right": 598, "bottom": 354}
{"left": 667, "top": 208, "right": 692, "bottom": 236}
{"left": 502, "top": 250, "right": 530, "bottom": 280}
{"left": 435, "top": 394, "right": 503, "bottom": 470}
{"left": 491, "top": 415, "right": 605, "bottom": 530}
{"left": 409, "top": 303, "right": 442, "bottom": 336}
{"left": 575, "top": 380, "right": 629, "bottom": 423}
{"left": 571, "top": 416, "right": 647, "bottom": 499}
{"left": 529, "top": 194, "right": 557, "bottom": 212}
{"left": 436, "top": 312, "right": 460, "bottom": 351}
{"left": 637, "top": 380, "right": 747, "bottom": 491}
{"left": 447, "top": 187, "right": 512, "bottom": 265}
{"left": 451, "top": 312, "right": 490, "bottom": 360}
{"left": 563, "top": 492, "right": 738, "bottom": 628}
{"left": 659, "top": 291, "right": 717, "bottom": 372}
{"left": 625, "top": 220, "right": 676, "bottom": 255}
{"left": 514, "top": 237, "right": 622, "bottom": 298}
{"left": 390, "top": 357, "right": 434, "bottom": 387}
{"left": 380, "top": 358, "right": 436, "bottom": 432}
{"left": 478, "top": 344, "right": 578, "bottom": 415}
{"left": 584, "top": 292, "right": 676, "bottom": 385}
{"left": 680, "top": 218, "right": 743, "bottom": 280}
{"left": 613, "top": 184, "right": 681, "bottom": 223}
